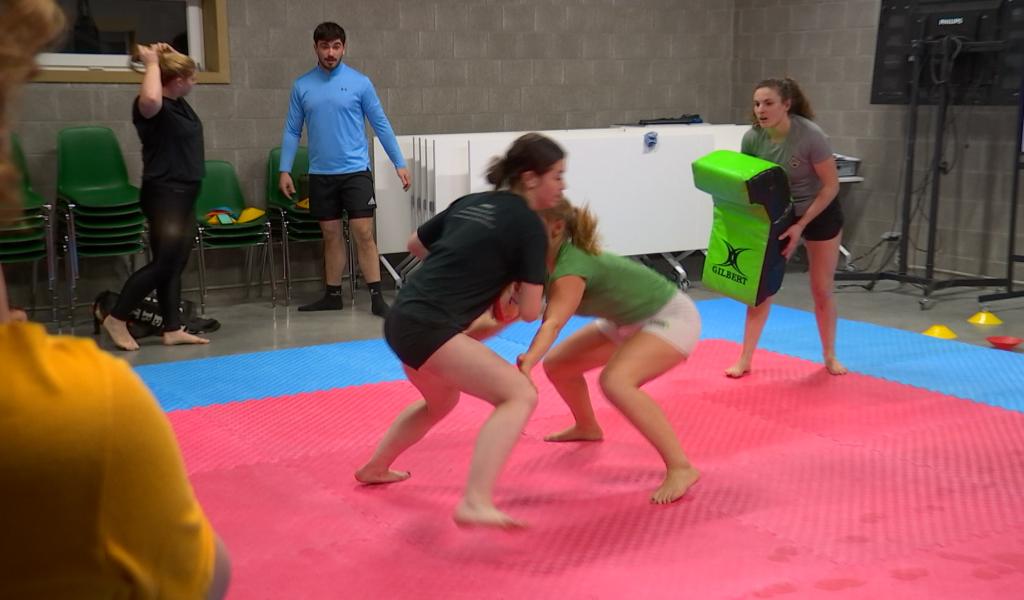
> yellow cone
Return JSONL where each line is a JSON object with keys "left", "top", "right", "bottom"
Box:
{"left": 968, "top": 310, "right": 1003, "bottom": 325}
{"left": 237, "top": 207, "right": 266, "bottom": 223}
{"left": 922, "top": 324, "right": 957, "bottom": 339}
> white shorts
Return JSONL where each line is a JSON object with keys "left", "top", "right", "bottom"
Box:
{"left": 594, "top": 291, "right": 701, "bottom": 357}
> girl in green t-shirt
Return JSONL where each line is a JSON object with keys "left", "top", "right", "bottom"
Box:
{"left": 519, "top": 197, "right": 702, "bottom": 504}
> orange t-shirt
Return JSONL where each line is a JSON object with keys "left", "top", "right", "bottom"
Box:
{"left": 0, "top": 322, "right": 215, "bottom": 598}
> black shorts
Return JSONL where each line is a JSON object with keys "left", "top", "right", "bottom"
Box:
{"left": 384, "top": 307, "right": 461, "bottom": 370}
{"left": 308, "top": 171, "right": 375, "bottom": 221}
{"left": 802, "top": 199, "right": 844, "bottom": 242}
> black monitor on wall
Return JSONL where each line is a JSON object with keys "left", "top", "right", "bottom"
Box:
{"left": 870, "top": 0, "right": 1024, "bottom": 105}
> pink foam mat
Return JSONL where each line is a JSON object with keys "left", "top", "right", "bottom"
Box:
{"left": 169, "top": 340, "right": 1024, "bottom": 599}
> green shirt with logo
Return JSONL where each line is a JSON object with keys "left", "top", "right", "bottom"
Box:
{"left": 549, "top": 241, "right": 676, "bottom": 325}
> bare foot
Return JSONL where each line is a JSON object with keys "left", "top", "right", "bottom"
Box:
{"left": 162, "top": 328, "right": 210, "bottom": 346}
{"left": 544, "top": 425, "right": 603, "bottom": 442}
{"left": 453, "top": 499, "right": 525, "bottom": 529}
{"left": 651, "top": 466, "right": 701, "bottom": 504}
{"left": 724, "top": 360, "right": 751, "bottom": 378}
{"left": 354, "top": 465, "right": 411, "bottom": 485}
{"left": 825, "top": 357, "right": 848, "bottom": 375}
{"left": 102, "top": 316, "right": 139, "bottom": 351}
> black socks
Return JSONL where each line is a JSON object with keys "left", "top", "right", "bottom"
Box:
{"left": 297, "top": 283, "right": 389, "bottom": 316}
{"left": 369, "top": 281, "right": 389, "bottom": 317}
{"left": 298, "top": 285, "right": 344, "bottom": 312}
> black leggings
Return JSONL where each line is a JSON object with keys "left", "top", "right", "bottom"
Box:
{"left": 111, "top": 181, "right": 198, "bottom": 332}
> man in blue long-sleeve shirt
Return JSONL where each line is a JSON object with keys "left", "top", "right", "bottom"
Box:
{"left": 279, "top": 22, "right": 410, "bottom": 316}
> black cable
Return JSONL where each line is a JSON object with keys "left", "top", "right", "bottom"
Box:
{"left": 907, "top": 36, "right": 974, "bottom": 258}
{"left": 852, "top": 37, "right": 972, "bottom": 274}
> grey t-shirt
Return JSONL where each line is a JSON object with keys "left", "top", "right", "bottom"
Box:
{"left": 741, "top": 115, "right": 832, "bottom": 216}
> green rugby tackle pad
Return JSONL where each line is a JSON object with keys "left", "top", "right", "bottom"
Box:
{"left": 691, "top": 150, "right": 794, "bottom": 307}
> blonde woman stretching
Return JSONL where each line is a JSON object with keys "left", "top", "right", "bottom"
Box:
{"left": 102, "top": 43, "right": 208, "bottom": 350}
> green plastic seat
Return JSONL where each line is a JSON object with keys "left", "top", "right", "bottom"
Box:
{"left": 266, "top": 146, "right": 310, "bottom": 209}
{"left": 63, "top": 186, "right": 139, "bottom": 208}
{"left": 195, "top": 160, "right": 264, "bottom": 224}
{"left": 0, "top": 227, "right": 45, "bottom": 244}
{"left": 263, "top": 146, "right": 359, "bottom": 305}
{"left": 202, "top": 227, "right": 267, "bottom": 240}
{"left": 283, "top": 222, "right": 322, "bottom": 234}
{"left": 282, "top": 208, "right": 319, "bottom": 222}
{"left": 55, "top": 128, "right": 147, "bottom": 322}
{"left": 75, "top": 232, "right": 146, "bottom": 244}
{"left": 193, "top": 159, "right": 276, "bottom": 311}
{"left": 73, "top": 223, "right": 145, "bottom": 235}
{"left": 57, "top": 126, "right": 140, "bottom": 209}
{"left": 202, "top": 235, "right": 268, "bottom": 249}
{"left": 284, "top": 230, "right": 324, "bottom": 242}
{"left": 0, "top": 215, "right": 45, "bottom": 233}
{"left": 71, "top": 204, "right": 144, "bottom": 218}
{"left": 73, "top": 212, "right": 146, "bottom": 229}
{"left": 203, "top": 221, "right": 266, "bottom": 235}
{"left": 0, "top": 239, "right": 46, "bottom": 254}
{"left": 11, "top": 134, "right": 46, "bottom": 211}
{"left": 75, "top": 242, "right": 145, "bottom": 258}
{"left": 0, "top": 248, "right": 47, "bottom": 263}
{"left": 8, "top": 134, "right": 59, "bottom": 322}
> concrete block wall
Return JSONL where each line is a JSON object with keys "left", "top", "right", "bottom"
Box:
{"left": 731, "top": 0, "right": 1018, "bottom": 279}
{"left": 9, "top": 0, "right": 740, "bottom": 306}
{"left": 14, "top": 0, "right": 737, "bottom": 207}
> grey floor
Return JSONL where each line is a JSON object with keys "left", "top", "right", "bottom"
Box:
{"left": 52, "top": 258, "right": 1024, "bottom": 368}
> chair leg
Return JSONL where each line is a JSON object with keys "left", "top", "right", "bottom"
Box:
{"left": 63, "top": 235, "right": 74, "bottom": 326}
{"left": 254, "top": 244, "right": 265, "bottom": 299}
{"left": 30, "top": 260, "right": 38, "bottom": 316}
{"left": 197, "top": 231, "right": 207, "bottom": 315}
{"left": 65, "top": 207, "right": 79, "bottom": 325}
{"left": 280, "top": 216, "right": 291, "bottom": 305}
{"left": 245, "top": 245, "right": 257, "bottom": 300}
{"left": 344, "top": 219, "right": 356, "bottom": 301}
{"left": 266, "top": 221, "right": 278, "bottom": 307}
{"left": 256, "top": 242, "right": 270, "bottom": 300}
{"left": 44, "top": 204, "right": 58, "bottom": 323}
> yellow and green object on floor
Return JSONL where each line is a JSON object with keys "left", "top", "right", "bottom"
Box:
{"left": 205, "top": 206, "right": 266, "bottom": 225}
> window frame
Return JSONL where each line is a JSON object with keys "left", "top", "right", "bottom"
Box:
{"left": 32, "top": 0, "right": 229, "bottom": 84}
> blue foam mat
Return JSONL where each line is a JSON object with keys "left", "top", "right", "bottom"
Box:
{"left": 137, "top": 300, "right": 1024, "bottom": 413}
{"left": 494, "top": 316, "right": 593, "bottom": 347}
{"left": 698, "top": 298, "right": 1024, "bottom": 412}
{"left": 138, "top": 317, "right": 595, "bottom": 411}
{"left": 137, "top": 339, "right": 405, "bottom": 411}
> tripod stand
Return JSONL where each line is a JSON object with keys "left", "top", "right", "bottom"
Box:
{"left": 836, "top": 36, "right": 1007, "bottom": 308}
{"left": 978, "top": 77, "right": 1024, "bottom": 306}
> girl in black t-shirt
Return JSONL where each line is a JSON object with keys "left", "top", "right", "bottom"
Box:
{"left": 102, "top": 44, "right": 208, "bottom": 351}
{"left": 356, "top": 133, "right": 565, "bottom": 529}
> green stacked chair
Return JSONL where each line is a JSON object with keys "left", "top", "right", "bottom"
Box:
{"left": 2, "top": 134, "right": 58, "bottom": 321}
{"left": 56, "top": 126, "right": 144, "bottom": 320}
{"left": 266, "top": 146, "right": 355, "bottom": 305}
{"left": 195, "top": 159, "right": 277, "bottom": 312}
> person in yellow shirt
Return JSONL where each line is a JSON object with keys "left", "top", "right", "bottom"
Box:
{"left": 0, "top": 320, "right": 231, "bottom": 598}
{"left": 0, "top": 1, "right": 230, "bottom": 597}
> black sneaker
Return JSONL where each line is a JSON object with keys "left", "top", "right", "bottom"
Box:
{"left": 298, "top": 294, "right": 344, "bottom": 312}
